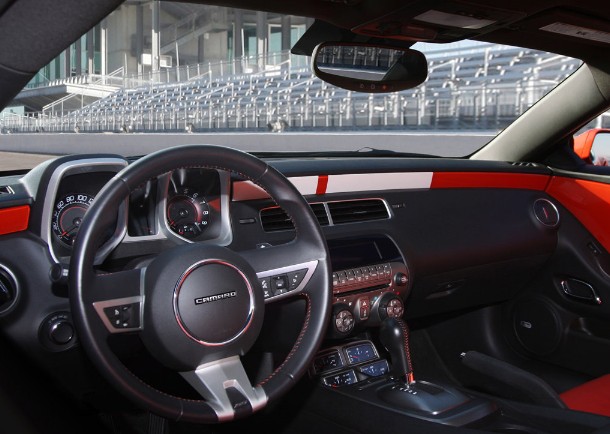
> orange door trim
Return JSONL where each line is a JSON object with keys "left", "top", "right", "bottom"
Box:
{"left": 0, "top": 205, "right": 30, "bottom": 236}
{"left": 431, "top": 172, "right": 551, "bottom": 190}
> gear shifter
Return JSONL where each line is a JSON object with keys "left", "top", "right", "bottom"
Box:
{"left": 379, "top": 317, "right": 415, "bottom": 384}
{"left": 377, "top": 317, "right": 471, "bottom": 414}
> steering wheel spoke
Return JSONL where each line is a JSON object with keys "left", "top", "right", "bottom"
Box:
{"left": 89, "top": 268, "right": 145, "bottom": 334}
{"left": 180, "top": 356, "right": 267, "bottom": 422}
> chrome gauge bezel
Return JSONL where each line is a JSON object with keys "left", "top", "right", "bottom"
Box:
{"left": 41, "top": 158, "right": 128, "bottom": 265}
{"left": 157, "top": 169, "right": 233, "bottom": 246}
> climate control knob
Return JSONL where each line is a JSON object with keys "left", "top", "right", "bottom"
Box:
{"left": 335, "top": 309, "right": 355, "bottom": 334}
{"left": 379, "top": 295, "right": 404, "bottom": 319}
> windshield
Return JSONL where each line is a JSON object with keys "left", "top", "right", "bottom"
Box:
{"left": 0, "top": 2, "right": 584, "bottom": 170}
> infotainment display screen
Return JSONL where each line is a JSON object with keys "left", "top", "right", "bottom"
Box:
{"left": 327, "top": 235, "right": 402, "bottom": 271}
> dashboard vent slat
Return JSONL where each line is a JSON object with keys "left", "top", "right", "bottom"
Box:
{"left": 328, "top": 199, "right": 389, "bottom": 224}
{"left": 310, "top": 203, "right": 329, "bottom": 226}
{"left": 260, "top": 203, "right": 329, "bottom": 232}
{"left": 260, "top": 207, "right": 293, "bottom": 232}
{"left": 260, "top": 199, "right": 388, "bottom": 232}
{"left": 0, "top": 186, "right": 14, "bottom": 195}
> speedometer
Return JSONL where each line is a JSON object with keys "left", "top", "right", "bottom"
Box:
{"left": 51, "top": 193, "right": 94, "bottom": 246}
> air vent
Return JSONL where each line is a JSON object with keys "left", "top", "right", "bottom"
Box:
{"left": 0, "top": 265, "right": 18, "bottom": 315}
{"left": 310, "top": 203, "right": 330, "bottom": 226}
{"left": 0, "top": 186, "right": 14, "bottom": 195}
{"left": 511, "top": 162, "right": 539, "bottom": 168}
{"left": 328, "top": 199, "right": 389, "bottom": 224}
{"left": 260, "top": 203, "right": 329, "bottom": 232}
{"left": 260, "top": 207, "right": 293, "bottom": 232}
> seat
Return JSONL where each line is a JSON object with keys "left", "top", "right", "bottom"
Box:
{"left": 560, "top": 374, "right": 610, "bottom": 417}
{"left": 461, "top": 351, "right": 610, "bottom": 418}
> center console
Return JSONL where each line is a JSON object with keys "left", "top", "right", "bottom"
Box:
{"left": 326, "top": 236, "right": 411, "bottom": 339}
{"left": 305, "top": 235, "right": 605, "bottom": 434}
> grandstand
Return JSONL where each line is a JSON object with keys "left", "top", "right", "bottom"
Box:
{"left": 0, "top": 43, "right": 584, "bottom": 134}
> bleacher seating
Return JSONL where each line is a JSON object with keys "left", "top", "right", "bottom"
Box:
{"left": 2, "top": 44, "right": 584, "bottom": 133}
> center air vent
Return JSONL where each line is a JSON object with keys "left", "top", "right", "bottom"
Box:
{"left": 260, "top": 203, "right": 328, "bottom": 232}
{"left": 327, "top": 199, "right": 389, "bottom": 224}
{"left": 260, "top": 199, "right": 389, "bottom": 232}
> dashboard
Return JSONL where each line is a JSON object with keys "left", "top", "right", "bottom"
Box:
{"left": 0, "top": 152, "right": 562, "bottom": 377}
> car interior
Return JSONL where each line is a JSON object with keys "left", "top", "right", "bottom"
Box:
{"left": 2, "top": 0, "right": 610, "bottom": 433}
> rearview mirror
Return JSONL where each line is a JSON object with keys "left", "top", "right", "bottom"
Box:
{"left": 574, "top": 128, "right": 610, "bottom": 166}
{"left": 311, "top": 42, "right": 428, "bottom": 93}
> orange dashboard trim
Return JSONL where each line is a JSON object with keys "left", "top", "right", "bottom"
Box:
{"left": 0, "top": 205, "right": 30, "bottom": 236}
{"left": 430, "top": 172, "right": 550, "bottom": 190}
{"left": 546, "top": 176, "right": 610, "bottom": 252}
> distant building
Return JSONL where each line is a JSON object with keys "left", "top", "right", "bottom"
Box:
{"left": 14, "top": 0, "right": 310, "bottom": 111}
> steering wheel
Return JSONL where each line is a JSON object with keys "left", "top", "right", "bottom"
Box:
{"left": 68, "top": 145, "right": 332, "bottom": 423}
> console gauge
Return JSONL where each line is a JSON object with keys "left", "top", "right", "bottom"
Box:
{"left": 323, "top": 370, "right": 358, "bottom": 387}
{"left": 166, "top": 188, "right": 210, "bottom": 238}
{"left": 359, "top": 360, "right": 389, "bottom": 377}
{"left": 345, "top": 342, "right": 377, "bottom": 365}
{"left": 313, "top": 350, "right": 344, "bottom": 374}
{"left": 51, "top": 193, "right": 94, "bottom": 246}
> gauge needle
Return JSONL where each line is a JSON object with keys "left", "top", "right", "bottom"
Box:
{"left": 61, "top": 226, "right": 76, "bottom": 236}
{"left": 61, "top": 221, "right": 80, "bottom": 237}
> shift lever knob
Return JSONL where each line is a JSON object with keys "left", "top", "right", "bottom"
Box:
{"left": 379, "top": 317, "right": 414, "bottom": 384}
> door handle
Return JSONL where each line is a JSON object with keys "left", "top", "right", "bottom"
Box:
{"left": 560, "top": 278, "right": 602, "bottom": 305}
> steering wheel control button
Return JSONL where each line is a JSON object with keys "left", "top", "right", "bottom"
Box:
{"left": 288, "top": 269, "right": 307, "bottom": 289}
{"left": 174, "top": 261, "right": 254, "bottom": 344}
{"left": 259, "top": 277, "right": 272, "bottom": 298}
{"left": 104, "top": 303, "right": 140, "bottom": 329}
{"left": 271, "top": 275, "right": 288, "bottom": 293}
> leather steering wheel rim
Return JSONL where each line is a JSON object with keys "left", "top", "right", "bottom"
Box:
{"left": 69, "top": 144, "right": 331, "bottom": 423}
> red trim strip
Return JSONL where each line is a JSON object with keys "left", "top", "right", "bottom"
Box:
{"left": 316, "top": 175, "right": 329, "bottom": 195}
{"left": 431, "top": 172, "right": 550, "bottom": 190}
{"left": 546, "top": 176, "right": 610, "bottom": 252}
{"left": 0, "top": 205, "right": 30, "bottom": 236}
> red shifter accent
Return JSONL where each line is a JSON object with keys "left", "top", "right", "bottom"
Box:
{"left": 316, "top": 175, "right": 329, "bottom": 195}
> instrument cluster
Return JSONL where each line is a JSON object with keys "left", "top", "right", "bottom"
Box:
{"left": 44, "top": 158, "right": 229, "bottom": 265}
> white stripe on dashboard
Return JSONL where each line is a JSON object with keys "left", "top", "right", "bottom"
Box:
{"left": 287, "top": 176, "right": 319, "bottom": 195}
{"left": 324, "top": 172, "right": 433, "bottom": 193}
{"left": 232, "top": 172, "right": 433, "bottom": 200}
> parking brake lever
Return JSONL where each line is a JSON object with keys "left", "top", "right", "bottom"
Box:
{"left": 379, "top": 317, "right": 415, "bottom": 385}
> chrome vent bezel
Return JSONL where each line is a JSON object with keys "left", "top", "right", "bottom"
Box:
{"left": 533, "top": 198, "right": 560, "bottom": 228}
{"left": 0, "top": 186, "right": 14, "bottom": 195}
{"left": 260, "top": 198, "right": 389, "bottom": 232}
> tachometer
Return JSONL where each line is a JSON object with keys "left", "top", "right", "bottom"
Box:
{"left": 51, "top": 193, "right": 94, "bottom": 246}
{"left": 166, "top": 188, "right": 210, "bottom": 239}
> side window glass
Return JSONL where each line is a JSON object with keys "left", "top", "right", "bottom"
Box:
{"left": 573, "top": 129, "right": 610, "bottom": 167}
{"left": 590, "top": 133, "right": 610, "bottom": 166}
